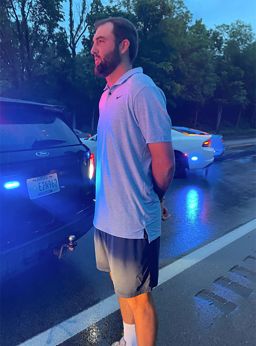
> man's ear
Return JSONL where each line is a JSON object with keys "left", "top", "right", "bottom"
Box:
{"left": 119, "top": 39, "right": 130, "bottom": 55}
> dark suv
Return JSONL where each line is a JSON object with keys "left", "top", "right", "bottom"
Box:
{"left": 0, "top": 98, "right": 95, "bottom": 279}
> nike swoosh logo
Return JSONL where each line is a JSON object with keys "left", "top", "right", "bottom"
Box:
{"left": 116, "top": 95, "right": 122, "bottom": 99}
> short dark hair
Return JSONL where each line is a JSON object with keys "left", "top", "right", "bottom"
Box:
{"left": 95, "top": 17, "right": 139, "bottom": 63}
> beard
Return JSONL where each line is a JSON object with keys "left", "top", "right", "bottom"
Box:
{"left": 94, "top": 45, "right": 121, "bottom": 77}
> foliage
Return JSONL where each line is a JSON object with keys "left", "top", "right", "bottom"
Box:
{"left": 0, "top": 0, "right": 64, "bottom": 97}
{"left": 0, "top": 0, "right": 255, "bottom": 131}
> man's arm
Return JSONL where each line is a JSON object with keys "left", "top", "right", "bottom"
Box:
{"left": 148, "top": 142, "right": 175, "bottom": 201}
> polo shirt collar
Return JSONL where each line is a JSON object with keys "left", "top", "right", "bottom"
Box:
{"left": 103, "top": 67, "right": 143, "bottom": 92}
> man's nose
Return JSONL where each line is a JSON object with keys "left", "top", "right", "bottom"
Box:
{"left": 91, "top": 43, "right": 96, "bottom": 55}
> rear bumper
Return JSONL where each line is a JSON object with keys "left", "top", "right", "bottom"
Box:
{"left": 0, "top": 205, "right": 94, "bottom": 280}
{"left": 188, "top": 148, "right": 215, "bottom": 170}
{"left": 214, "top": 148, "right": 225, "bottom": 157}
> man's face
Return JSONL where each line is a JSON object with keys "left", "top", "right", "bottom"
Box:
{"left": 91, "top": 22, "right": 121, "bottom": 77}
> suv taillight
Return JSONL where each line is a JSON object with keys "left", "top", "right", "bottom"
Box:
{"left": 89, "top": 153, "right": 95, "bottom": 180}
{"left": 202, "top": 139, "right": 211, "bottom": 147}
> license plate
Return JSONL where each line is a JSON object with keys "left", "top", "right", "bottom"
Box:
{"left": 27, "top": 173, "right": 60, "bottom": 200}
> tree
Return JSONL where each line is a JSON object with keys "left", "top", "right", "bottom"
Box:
{"left": 0, "top": 0, "right": 63, "bottom": 96}
{"left": 131, "top": 0, "right": 191, "bottom": 111}
{"left": 1, "top": 0, "right": 255, "bottom": 132}
{"left": 213, "top": 21, "right": 253, "bottom": 130}
{"left": 181, "top": 20, "right": 217, "bottom": 127}
{"left": 67, "top": 0, "right": 88, "bottom": 59}
{"left": 241, "top": 42, "right": 256, "bottom": 127}
{"left": 0, "top": 2, "right": 19, "bottom": 92}
{"left": 214, "top": 59, "right": 247, "bottom": 132}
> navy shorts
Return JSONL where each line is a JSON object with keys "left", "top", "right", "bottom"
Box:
{"left": 94, "top": 228, "right": 160, "bottom": 298}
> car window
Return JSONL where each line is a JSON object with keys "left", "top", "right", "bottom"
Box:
{"left": 0, "top": 102, "right": 80, "bottom": 152}
{"left": 173, "top": 127, "right": 206, "bottom": 135}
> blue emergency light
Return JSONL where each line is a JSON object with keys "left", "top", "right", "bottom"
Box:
{"left": 4, "top": 181, "right": 20, "bottom": 190}
{"left": 191, "top": 156, "right": 198, "bottom": 161}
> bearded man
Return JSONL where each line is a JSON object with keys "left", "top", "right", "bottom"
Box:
{"left": 90, "top": 17, "right": 175, "bottom": 346}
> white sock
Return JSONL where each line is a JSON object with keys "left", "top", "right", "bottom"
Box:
{"left": 123, "top": 322, "right": 137, "bottom": 346}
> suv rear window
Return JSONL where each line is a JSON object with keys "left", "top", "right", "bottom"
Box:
{"left": 0, "top": 102, "right": 80, "bottom": 152}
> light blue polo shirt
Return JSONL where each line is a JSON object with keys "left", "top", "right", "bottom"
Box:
{"left": 93, "top": 67, "right": 172, "bottom": 242}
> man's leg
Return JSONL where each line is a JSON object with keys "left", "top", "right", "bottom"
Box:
{"left": 119, "top": 297, "right": 137, "bottom": 345}
{"left": 107, "top": 235, "right": 160, "bottom": 345}
{"left": 110, "top": 272, "right": 135, "bottom": 324}
{"left": 110, "top": 273, "right": 137, "bottom": 345}
{"left": 119, "top": 297, "right": 135, "bottom": 324}
{"left": 125, "top": 292, "right": 158, "bottom": 346}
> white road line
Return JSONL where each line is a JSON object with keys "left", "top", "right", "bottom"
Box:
{"left": 19, "top": 218, "right": 256, "bottom": 346}
{"left": 225, "top": 143, "right": 256, "bottom": 149}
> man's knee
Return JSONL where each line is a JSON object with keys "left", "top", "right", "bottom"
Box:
{"left": 125, "top": 292, "right": 154, "bottom": 312}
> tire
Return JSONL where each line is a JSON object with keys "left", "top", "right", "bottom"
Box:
{"left": 174, "top": 151, "right": 188, "bottom": 178}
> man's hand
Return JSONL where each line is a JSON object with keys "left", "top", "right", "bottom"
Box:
{"left": 161, "top": 201, "right": 170, "bottom": 221}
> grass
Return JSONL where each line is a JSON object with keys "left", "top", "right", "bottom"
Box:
{"left": 220, "top": 128, "right": 256, "bottom": 139}
{"left": 195, "top": 121, "right": 256, "bottom": 139}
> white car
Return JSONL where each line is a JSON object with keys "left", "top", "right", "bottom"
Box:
{"left": 173, "top": 126, "right": 224, "bottom": 158}
{"left": 171, "top": 128, "right": 214, "bottom": 177}
{"left": 80, "top": 130, "right": 214, "bottom": 178}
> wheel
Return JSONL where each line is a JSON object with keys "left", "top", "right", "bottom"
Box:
{"left": 174, "top": 163, "right": 187, "bottom": 178}
{"left": 174, "top": 151, "right": 188, "bottom": 178}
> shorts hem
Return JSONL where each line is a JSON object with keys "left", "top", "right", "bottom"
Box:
{"left": 114, "top": 286, "right": 157, "bottom": 298}
{"left": 96, "top": 266, "right": 110, "bottom": 273}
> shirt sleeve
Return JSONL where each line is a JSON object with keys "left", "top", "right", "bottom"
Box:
{"left": 133, "top": 85, "right": 172, "bottom": 144}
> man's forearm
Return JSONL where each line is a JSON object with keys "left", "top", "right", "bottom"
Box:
{"left": 151, "top": 162, "right": 175, "bottom": 201}
{"left": 148, "top": 142, "right": 176, "bottom": 201}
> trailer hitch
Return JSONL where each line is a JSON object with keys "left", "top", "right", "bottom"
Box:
{"left": 54, "top": 235, "right": 77, "bottom": 259}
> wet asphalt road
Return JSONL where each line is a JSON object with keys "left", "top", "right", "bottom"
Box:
{"left": 0, "top": 143, "right": 256, "bottom": 346}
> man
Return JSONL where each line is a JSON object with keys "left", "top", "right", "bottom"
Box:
{"left": 91, "top": 17, "right": 175, "bottom": 346}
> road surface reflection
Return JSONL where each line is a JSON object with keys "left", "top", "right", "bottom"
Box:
{"left": 161, "top": 180, "right": 212, "bottom": 259}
